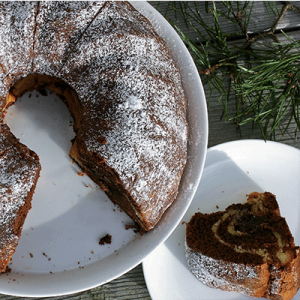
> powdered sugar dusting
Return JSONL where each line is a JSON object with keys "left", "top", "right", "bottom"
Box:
{"left": 33, "top": 1, "right": 105, "bottom": 76}
{"left": 122, "top": 96, "right": 143, "bottom": 110}
{"left": 84, "top": 72, "right": 187, "bottom": 209}
{"left": 0, "top": 2, "right": 36, "bottom": 83}
{"left": 185, "top": 241, "right": 259, "bottom": 297}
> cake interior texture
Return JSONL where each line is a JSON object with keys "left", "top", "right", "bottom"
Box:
{"left": 0, "top": 1, "right": 188, "bottom": 272}
{"left": 185, "top": 192, "right": 300, "bottom": 300}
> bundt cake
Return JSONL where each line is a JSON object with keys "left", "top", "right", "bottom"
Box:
{"left": 0, "top": 1, "right": 188, "bottom": 272}
{"left": 185, "top": 192, "right": 300, "bottom": 300}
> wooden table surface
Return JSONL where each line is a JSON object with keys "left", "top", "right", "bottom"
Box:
{"left": 1, "top": 1, "right": 300, "bottom": 299}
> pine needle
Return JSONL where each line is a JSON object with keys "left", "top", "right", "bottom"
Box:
{"left": 155, "top": 1, "right": 300, "bottom": 140}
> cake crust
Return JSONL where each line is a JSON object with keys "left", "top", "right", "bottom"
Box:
{"left": 185, "top": 192, "right": 300, "bottom": 300}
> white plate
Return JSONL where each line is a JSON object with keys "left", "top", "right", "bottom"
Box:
{"left": 1, "top": 2, "right": 208, "bottom": 297}
{"left": 143, "top": 140, "right": 300, "bottom": 300}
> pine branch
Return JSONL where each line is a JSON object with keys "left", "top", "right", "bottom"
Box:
{"left": 156, "top": 1, "right": 300, "bottom": 140}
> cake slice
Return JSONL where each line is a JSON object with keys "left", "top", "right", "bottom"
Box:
{"left": 57, "top": 1, "right": 188, "bottom": 232}
{"left": 185, "top": 192, "right": 300, "bottom": 300}
{"left": 0, "top": 124, "right": 41, "bottom": 272}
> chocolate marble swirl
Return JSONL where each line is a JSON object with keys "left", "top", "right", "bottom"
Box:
{"left": 211, "top": 192, "right": 294, "bottom": 266}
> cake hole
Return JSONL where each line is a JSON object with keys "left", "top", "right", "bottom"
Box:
{"left": 3, "top": 77, "right": 137, "bottom": 273}
{"left": 5, "top": 88, "right": 76, "bottom": 155}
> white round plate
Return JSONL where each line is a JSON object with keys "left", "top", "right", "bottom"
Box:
{"left": 1, "top": 2, "right": 208, "bottom": 297}
{"left": 143, "top": 140, "right": 300, "bottom": 300}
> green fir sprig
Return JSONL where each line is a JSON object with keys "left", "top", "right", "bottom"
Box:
{"left": 155, "top": 1, "right": 300, "bottom": 140}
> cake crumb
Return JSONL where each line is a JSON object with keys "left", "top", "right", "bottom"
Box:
{"left": 125, "top": 223, "right": 137, "bottom": 230}
{"left": 125, "top": 223, "right": 139, "bottom": 233}
{"left": 99, "top": 234, "right": 112, "bottom": 245}
{"left": 42, "top": 252, "right": 51, "bottom": 261}
{"left": 77, "top": 172, "right": 85, "bottom": 177}
{"left": 29, "top": 253, "right": 33, "bottom": 258}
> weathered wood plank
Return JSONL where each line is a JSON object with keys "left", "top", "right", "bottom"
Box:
{"left": 154, "top": 1, "right": 300, "bottom": 43}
